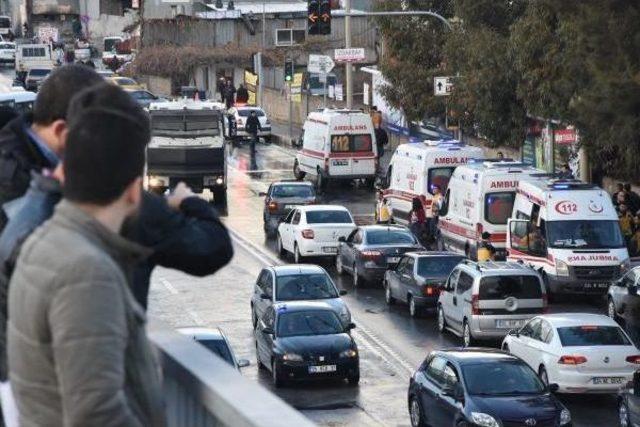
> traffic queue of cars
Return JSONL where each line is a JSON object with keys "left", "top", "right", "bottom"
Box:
{"left": 251, "top": 123, "right": 640, "bottom": 424}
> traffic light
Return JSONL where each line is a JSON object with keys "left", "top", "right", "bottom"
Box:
{"left": 284, "top": 59, "right": 294, "bottom": 82}
{"left": 308, "top": 0, "right": 320, "bottom": 35}
{"left": 318, "top": 0, "right": 331, "bottom": 35}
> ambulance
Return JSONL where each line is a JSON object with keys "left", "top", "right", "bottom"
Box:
{"left": 437, "top": 161, "right": 544, "bottom": 260}
{"left": 293, "top": 109, "right": 377, "bottom": 189}
{"left": 383, "top": 140, "right": 483, "bottom": 224}
{"left": 506, "top": 179, "right": 629, "bottom": 295}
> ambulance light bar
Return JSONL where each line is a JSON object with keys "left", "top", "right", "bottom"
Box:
{"left": 467, "top": 157, "right": 515, "bottom": 164}
{"left": 423, "top": 139, "right": 463, "bottom": 147}
{"left": 483, "top": 161, "right": 530, "bottom": 168}
{"left": 546, "top": 179, "right": 597, "bottom": 190}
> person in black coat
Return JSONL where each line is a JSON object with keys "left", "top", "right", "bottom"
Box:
{"left": 246, "top": 110, "right": 261, "bottom": 170}
{"left": 0, "top": 65, "right": 103, "bottom": 230}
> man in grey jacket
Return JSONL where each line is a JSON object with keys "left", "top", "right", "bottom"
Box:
{"left": 7, "top": 85, "right": 164, "bottom": 426}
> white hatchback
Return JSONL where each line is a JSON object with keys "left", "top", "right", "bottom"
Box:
{"left": 276, "top": 205, "right": 356, "bottom": 263}
{"left": 502, "top": 313, "right": 640, "bottom": 393}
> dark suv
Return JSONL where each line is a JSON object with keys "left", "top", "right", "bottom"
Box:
{"left": 260, "top": 181, "right": 317, "bottom": 236}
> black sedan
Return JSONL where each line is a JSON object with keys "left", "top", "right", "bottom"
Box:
{"left": 336, "top": 225, "right": 423, "bottom": 287}
{"left": 254, "top": 301, "right": 359, "bottom": 387}
{"left": 259, "top": 181, "right": 317, "bottom": 236}
{"left": 408, "top": 348, "right": 572, "bottom": 427}
{"left": 384, "top": 251, "right": 465, "bottom": 317}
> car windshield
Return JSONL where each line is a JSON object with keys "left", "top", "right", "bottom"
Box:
{"left": 557, "top": 325, "right": 631, "bottom": 346}
{"left": 306, "top": 210, "right": 352, "bottom": 224}
{"left": 129, "top": 91, "right": 156, "bottom": 100}
{"left": 479, "top": 275, "right": 542, "bottom": 300}
{"left": 197, "top": 338, "right": 235, "bottom": 366}
{"left": 272, "top": 185, "right": 315, "bottom": 198}
{"left": 116, "top": 78, "right": 136, "bottom": 85}
{"left": 0, "top": 18, "right": 10, "bottom": 28}
{"left": 277, "top": 310, "right": 344, "bottom": 338}
{"left": 276, "top": 273, "right": 338, "bottom": 301}
{"left": 546, "top": 220, "right": 625, "bottom": 249}
{"left": 417, "top": 256, "right": 463, "bottom": 277}
{"left": 366, "top": 229, "right": 416, "bottom": 245}
{"left": 238, "top": 109, "right": 265, "bottom": 117}
{"left": 0, "top": 43, "right": 13, "bottom": 49}
{"left": 463, "top": 361, "right": 545, "bottom": 395}
{"left": 29, "top": 69, "right": 50, "bottom": 77}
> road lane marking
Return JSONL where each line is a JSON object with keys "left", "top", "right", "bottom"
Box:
{"left": 227, "top": 226, "right": 418, "bottom": 377}
{"left": 160, "top": 278, "right": 179, "bottom": 295}
{"left": 187, "top": 309, "right": 204, "bottom": 325}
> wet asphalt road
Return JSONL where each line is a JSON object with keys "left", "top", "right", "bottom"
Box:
{"left": 150, "top": 140, "right": 619, "bottom": 426}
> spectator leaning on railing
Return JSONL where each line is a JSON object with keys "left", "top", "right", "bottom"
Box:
{"left": 7, "top": 85, "right": 164, "bottom": 426}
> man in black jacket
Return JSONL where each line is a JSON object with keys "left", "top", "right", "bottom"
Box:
{"left": 0, "top": 65, "right": 103, "bottom": 229}
{"left": 246, "top": 110, "right": 261, "bottom": 170}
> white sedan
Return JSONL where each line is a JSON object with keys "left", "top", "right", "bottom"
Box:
{"left": 276, "top": 205, "right": 356, "bottom": 263}
{"left": 502, "top": 313, "right": 640, "bottom": 393}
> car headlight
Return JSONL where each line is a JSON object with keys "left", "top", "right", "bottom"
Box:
{"left": 556, "top": 259, "right": 569, "bottom": 277}
{"left": 471, "top": 412, "right": 500, "bottom": 427}
{"left": 339, "top": 349, "right": 358, "bottom": 358}
{"left": 621, "top": 258, "right": 631, "bottom": 274}
{"left": 282, "top": 353, "right": 303, "bottom": 362}
{"left": 560, "top": 408, "right": 571, "bottom": 425}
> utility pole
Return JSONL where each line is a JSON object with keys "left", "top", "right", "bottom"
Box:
{"left": 344, "top": 0, "right": 352, "bottom": 109}
{"left": 258, "top": 0, "right": 265, "bottom": 106}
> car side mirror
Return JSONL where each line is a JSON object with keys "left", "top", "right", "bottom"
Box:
{"left": 258, "top": 192, "right": 267, "bottom": 197}
{"left": 443, "top": 383, "right": 464, "bottom": 401}
{"left": 237, "top": 359, "right": 250, "bottom": 368}
{"left": 260, "top": 293, "right": 270, "bottom": 300}
{"left": 262, "top": 326, "right": 274, "bottom": 335}
{"left": 338, "top": 236, "right": 346, "bottom": 242}
{"left": 339, "top": 289, "right": 348, "bottom": 296}
{"left": 548, "top": 383, "right": 559, "bottom": 393}
{"left": 346, "top": 322, "right": 356, "bottom": 331}
{"left": 630, "top": 285, "right": 638, "bottom": 296}
{"left": 508, "top": 329, "right": 520, "bottom": 338}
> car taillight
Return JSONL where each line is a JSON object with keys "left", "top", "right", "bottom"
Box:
{"left": 301, "top": 229, "right": 315, "bottom": 239}
{"left": 268, "top": 201, "right": 278, "bottom": 213}
{"left": 361, "top": 250, "right": 383, "bottom": 261}
{"left": 626, "top": 355, "right": 640, "bottom": 364}
{"left": 471, "top": 294, "right": 480, "bottom": 315}
{"left": 476, "top": 223, "right": 483, "bottom": 238}
{"left": 558, "top": 355, "right": 587, "bottom": 365}
{"left": 423, "top": 286, "right": 438, "bottom": 297}
{"left": 542, "top": 294, "right": 549, "bottom": 314}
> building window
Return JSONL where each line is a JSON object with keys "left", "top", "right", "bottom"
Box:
{"left": 275, "top": 29, "right": 306, "bottom": 47}
{"left": 100, "top": 0, "right": 124, "bottom": 16}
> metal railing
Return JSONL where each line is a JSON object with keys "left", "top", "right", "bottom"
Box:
{"left": 148, "top": 319, "right": 315, "bottom": 427}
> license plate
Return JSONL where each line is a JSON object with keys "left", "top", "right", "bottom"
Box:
{"left": 309, "top": 365, "right": 337, "bottom": 373}
{"left": 284, "top": 205, "right": 297, "bottom": 210}
{"left": 332, "top": 159, "right": 349, "bottom": 166}
{"left": 387, "top": 257, "right": 401, "bottom": 264}
{"left": 583, "top": 283, "right": 609, "bottom": 289}
{"left": 496, "top": 319, "right": 525, "bottom": 329}
{"left": 592, "top": 377, "right": 625, "bottom": 385}
{"left": 323, "top": 247, "right": 338, "bottom": 254}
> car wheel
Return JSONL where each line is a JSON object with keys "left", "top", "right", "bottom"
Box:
{"left": 409, "top": 395, "right": 426, "bottom": 427}
{"left": 409, "top": 296, "right": 420, "bottom": 318}
{"left": 272, "top": 360, "right": 284, "bottom": 388}
{"left": 385, "top": 280, "right": 396, "bottom": 305}
{"left": 620, "top": 400, "right": 631, "bottom": 427}
{"left": 336, "top": 255, "right": 344, "bottom": 275}
{"left": 353, "top": 265, "right": 361, "bottom": 288}
{"left": 276, "top": 234, "right": 286, "bottom": 258}
{"left": 347, "top": 371, "right": 360, "bottom": 386}
{"left": 437, "top": 306, "right": 447, "bottom": 333}
{"left": 463, "top": 320, "right": 474, "bottom": 347}
{"left": 608, "top": 298, "right": 618, "bottom": 322}
{"left": 294, "top": 243, "right": 302, "bottom": 264}
{"left": 539, "top": 366, "right": 549, "bottom": 387}
{"left": 293, "top": 160, "right": 305, "bottom": 181}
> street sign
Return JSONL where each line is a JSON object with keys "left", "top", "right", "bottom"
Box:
{"left": 334, "top": 48, "right": 366, "bottom": 63}
{"left": 434, "top": 76, "right": 454, "bottom": 96}
{"left": 308, "top": 54, "right": 335, "bottom": 74}
{"left": 335, "top": 84, "right": 343, "bottom": 101}
{"left": 554, "top": 128, "right": 577, "bottom": 145}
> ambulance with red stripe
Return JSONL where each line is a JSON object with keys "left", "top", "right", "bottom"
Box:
{"left": 383, "top": 140, "right": 483, "bottom": 224}
{"left": 436, "top": 161, "right": 544, "bottom": 260}
{"left": 506, "top": 179, "right": 629, "bottom": 295}
{"left": 293, "top": 109, "right": 377, "bottom": 189}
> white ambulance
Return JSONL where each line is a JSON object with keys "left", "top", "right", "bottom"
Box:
{"left": 437, "top": 161, "right": 544, "bottom": 260}
{"left": 383, "top": 140, "right": 483, "bottom": 224}
{"left": 293, "top": 109, "right": 377, "bottom": 189}
{"left": 506, "top": 179, "right": 629, "bottom": 295}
